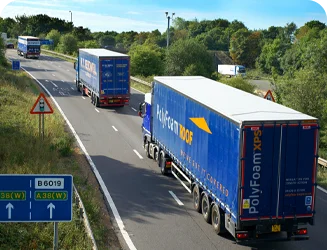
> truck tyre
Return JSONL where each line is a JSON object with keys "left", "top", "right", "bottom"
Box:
{"left": 82, "top": 87, "right": 86, "bottom": 96}
{"left": 201, "top": 193, "right": 211, "bottom": 223}
{"left": 193, "top": 185, "right": 201, "bottom": 213}
{"left": 159, "top": 152, "right": 168, "bottom": 175}
{"left": 211, "top": 204, "right": 226, "bottom": 234}
{"left": 146, "top": 142, "right": 151, "bottom": 159}
{"left": 91, "top": 94, "right": 95, "bottom": 105}
{"left": 76, "top": 81, "right": 81, "bottom": 92}
{"left": 95, "top": 96, "right": 100, "bottom": 107}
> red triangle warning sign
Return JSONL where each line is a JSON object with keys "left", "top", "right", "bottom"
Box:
{"left": 30, "top": 93, "right": 54, "bottom": 114}
{"left": 264, "top": 90, "right": 275, "bottom": 102}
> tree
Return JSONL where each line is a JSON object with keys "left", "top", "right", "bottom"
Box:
{"left": 257, "top": 38, "right": 290, "bottom": 74}
{"left": 275, "top": 67, "right": 327, "bottom": 145}
{"left": 165, "top": 38, "right": 214, "bottom": 77}
{"left": 0, "top": 37, "right": 6, "bottom": 66}
{"left": 58, "top": 33, "right": 77, "bottom": 55}
{"left": 128, "top": 44, "right": 164, "bottom": 76}
{"left": 229, "top": 28, "right": 251, "bottom": 65}
{"left": 46, "top": 29, "right": 61, "bottom": 49}
{"left": 99, "top": 35, "right": 116, "bottom": 47}
{"left": 219, "top": 76, "right": 256, "bottom": 94}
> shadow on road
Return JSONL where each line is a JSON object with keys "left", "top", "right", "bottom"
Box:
{"left": 88, "top": 154, "right": 306, "bottom": 250}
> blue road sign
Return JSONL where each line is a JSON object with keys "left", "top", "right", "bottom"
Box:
{"left": 0, "top": 175, "right": 73, "bottom": 222}
{"left": 40, "top": 39, "right": 54, "bottom": 45}
{"left": 12, "top": 60, "right": 20, "bottom": 71}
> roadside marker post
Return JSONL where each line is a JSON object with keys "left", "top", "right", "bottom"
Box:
{"left": 30, "top": 93, "right": 54, "bottom": 139}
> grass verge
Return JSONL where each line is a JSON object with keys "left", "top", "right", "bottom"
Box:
{"left": 317, "top": 167, "right": 327, "bottom": 189}
{"left": 0, "top": 63, "right": 121, "bottom": 250}
{"left": 41, "top": 49, "right": 76, "bottom": 63}
{"left": 131, "top": 80, "right": 150, "bottom": 93}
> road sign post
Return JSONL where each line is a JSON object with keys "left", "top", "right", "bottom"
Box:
{"left": 30, "top": 93, "right": 54, "bottom": 139}
{"left": 0, "top": 174, "right": 73, "bottom": 250}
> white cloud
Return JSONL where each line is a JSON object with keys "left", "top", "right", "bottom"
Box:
{"left": 127, "top": 11, "right": 141, "bottom": 15}
{"left": 1, "top": 5, "right": 166, "bottom": 32}
{"left": 13, "top": 0, "right": 70, "bottom": 8}
{"left": 0, "top": 0, "right": 15, "bottom": 16}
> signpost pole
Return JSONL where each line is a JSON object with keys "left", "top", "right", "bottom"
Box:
{"left": 39, "top": 114, "right": 41, "bottom": 137}
{"left": 53, "top": 222, "right": 59, "bottom": 250}
{"left": 42, "top": 113, "right": 45, "bottom": 139}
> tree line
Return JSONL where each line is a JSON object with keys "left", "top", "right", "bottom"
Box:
{"left": 1, "top": 14, "right": 327, "bottom": 155}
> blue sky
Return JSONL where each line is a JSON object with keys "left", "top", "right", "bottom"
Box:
{"left": 0, "top": 0, "right": 326, "bottom": 33}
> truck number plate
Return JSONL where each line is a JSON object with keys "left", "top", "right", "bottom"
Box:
{"left": 272, "top": 225, "right": 281, "bottom": 232}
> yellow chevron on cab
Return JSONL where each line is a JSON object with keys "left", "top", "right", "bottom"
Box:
{"left": 189, "top": 117, "right": 212, "bottom": 134}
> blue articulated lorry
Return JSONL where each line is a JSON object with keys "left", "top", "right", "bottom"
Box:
{"left": 138, "top": 76, "right": 319, "bottom": 242}
{"left": 17, "top": 36, "right": 41, "bottom": 59}
{"left": 74, "top": 48, "right": 130, "bottom": 107}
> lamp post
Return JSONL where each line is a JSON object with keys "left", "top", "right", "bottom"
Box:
{"left": 165, "top": 12, "right": 175, "bottom": 48}
{"left": 69, "top": 10, "right": 72, "bottom": 23}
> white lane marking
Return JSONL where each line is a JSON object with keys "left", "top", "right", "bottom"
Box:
{"left": 67, "top": 69, "right": 70, "bottom": 72}
{"left": 71, "top": 87, "right": 74, "bottom": 90}
{"left": 131, "top": 107, "right": 137, "bottom": 112}
{"left": 318, "top": 186, "right": 327, "bottom": 194}
{"left": 82, "top": 97, "right": 86, "bottom": 100}
{"left": 52, "top": 74, "right": 55, "bottom": 77}
{"left": 45, "top": 80, "right": 49, "bottom": 82}
{"left": 112, "top": 126, "right": 118, "bottom": 132}
{"left": 169, "top": 191, "right": 184, "bottom": 206}
{"left": 19, "top": 65, "right": 137, "bottom": 250}
{"left": 133, "top": 149, "right": 143, "bottom": 159}
{"left": 38, "top": 65, "right": 40, "bottom": 68}
{"left": 50, "top": 81, "right": 58, "bottom": 88}
{"left": 95, "top": 108, "right": 100, "bottom": 113}
{"left": 61, "top": 80, "right": 65, "bottom": 82}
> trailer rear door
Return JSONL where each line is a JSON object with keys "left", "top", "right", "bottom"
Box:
{"left": 240, "top": 123, "right": 318, "bottom": 222}
{"left": 100, "top": 58, "right": 130, "bottom": 96}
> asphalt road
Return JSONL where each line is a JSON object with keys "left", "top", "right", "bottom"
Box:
{"left": 5, "top": 49, "right": 327, "bottom": 250}
{"left": 249, "top": 80, "right": 273, "bottom": 92}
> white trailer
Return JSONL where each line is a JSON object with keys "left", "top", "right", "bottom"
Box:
{"left": 218, "top": 64, "right": 246, "bottom": 77}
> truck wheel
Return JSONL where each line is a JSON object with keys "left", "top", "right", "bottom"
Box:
{"left": 82, "top": 87, "right": 86, "bottom": 96}
{"left": 211, "top": 204, "right": 226, "bottom": 234}
{"left": 193, "top": 185, "right": 201, "bottom": 213}
{"left": 76, "top": 81, "right": 80, "bottom": 92}
{"left": 144, "top": 139, "right": 151, "bottom": 159}
{"left": 95, "top": 96, "right": 100, "bottom": 107}
{"left": 202, "top": 193, "right": 211, "bottom": 223}
{"left": 91, "top": 94, "right": 95, "bottom": 105}
{"left": 159, "top": 152, "right": 168, "bottom": 175}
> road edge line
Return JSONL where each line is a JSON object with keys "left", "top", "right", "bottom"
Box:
{"left": 20, "top": 65, "right": 137, "bottom": 250}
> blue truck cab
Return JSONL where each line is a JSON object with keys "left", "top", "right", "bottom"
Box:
{"left": 138, "top": 76, "right": 319, "bottom": 243}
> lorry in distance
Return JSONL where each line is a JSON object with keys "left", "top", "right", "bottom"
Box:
{"left": 138, "top": 76, "right": 318, "bottom": 242}
{"left": 1, "top": 32, "right": 7, "bottom": 45}
{"left": 218, "top": 64, "right": 246, "bottom": 77}
{"left": 17, "top": 36, "right": 41, "bottom": 59}
{"left": 74, "top": 48, "right": 130, "bottom": 107}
